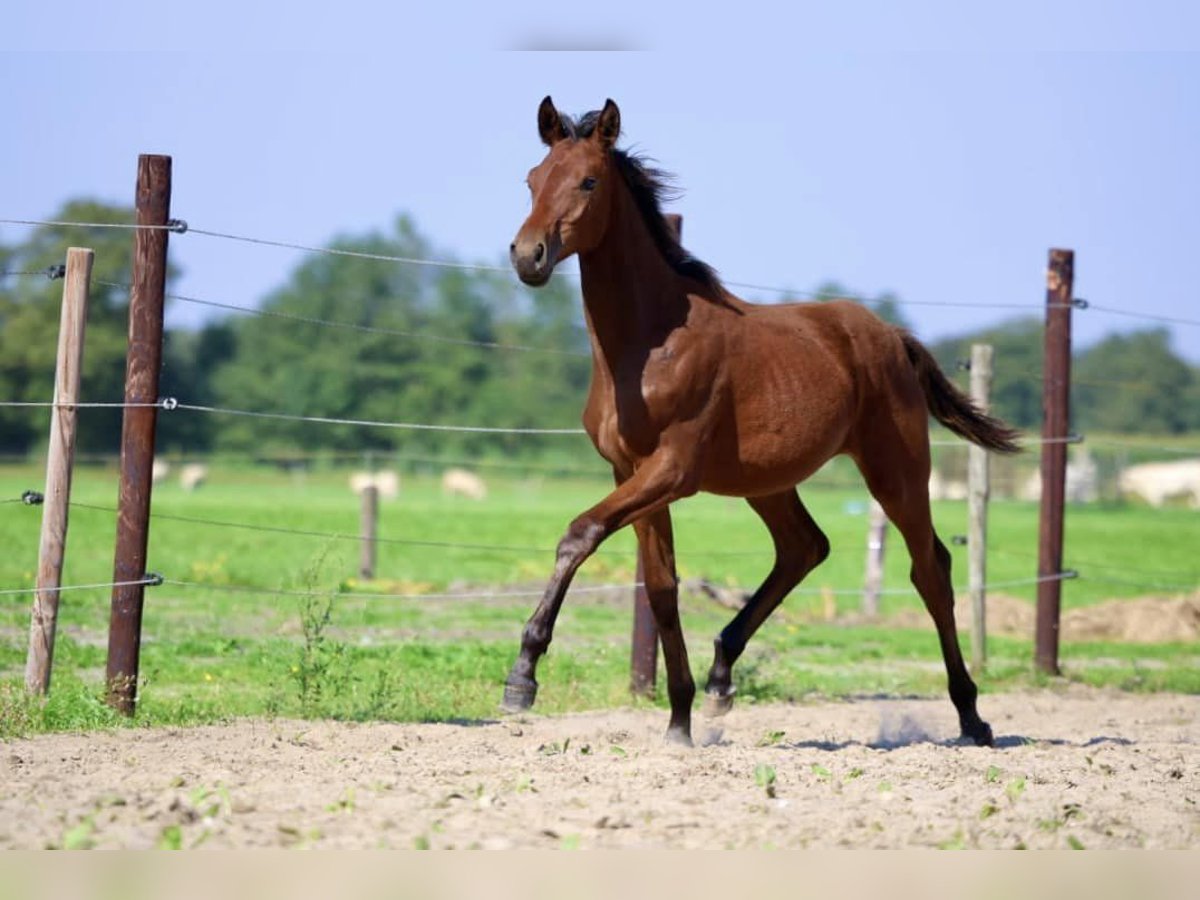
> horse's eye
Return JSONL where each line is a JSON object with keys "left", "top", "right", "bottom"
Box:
{"left": 580, "top": 176, "right": 597, "bottom": 191}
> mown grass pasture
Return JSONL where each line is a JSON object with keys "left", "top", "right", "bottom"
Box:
{"left": 1, "top": 459, "right": 1197, "bottom": 737}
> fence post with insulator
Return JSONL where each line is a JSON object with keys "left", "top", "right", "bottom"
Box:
{"left": 106, "top": 154, "right": 172, "bottom": 715}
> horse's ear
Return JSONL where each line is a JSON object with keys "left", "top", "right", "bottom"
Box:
{"left": 538, "top": 95, "right": 567, "bottom": 146}
{"left": 596, "top": 99, "right": 620, "bottom": 150}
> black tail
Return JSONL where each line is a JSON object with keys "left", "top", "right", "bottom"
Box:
{"left": 900, "top": 331, "right": 1021, "bottom": 454}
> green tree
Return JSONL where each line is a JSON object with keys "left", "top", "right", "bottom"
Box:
{"left": 0, "top": 200, "right": 179, "bottom": 454}
{"left": 205, "top": 215, "right": 590, "bottom": 458}
{"left": 1074, "top": 329, "right": 1194, "bottom": 434}
{"left": 929, "top": 318, "right": 1045, "bottom": 430}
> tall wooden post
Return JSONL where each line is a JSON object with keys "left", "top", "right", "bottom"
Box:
{"left": 630, "top": 213, "right": 685, "bottom": 696}
{"left": 967, "top": 343, "right": 993, "bottom": 672}
{"left": 25, "top": 248, "right": 93, "bottom": 694}
{"left": 862, "top": 500, "right": 887, "bottom": 617}
{"left": 1035, "top": 249, "right": 1074, "bottom": 675}
{"left": 359, "top": 485, "right": 379, "bottom": 580}
{"left": 106, "top": 155, "right": 172, "bottom": 714}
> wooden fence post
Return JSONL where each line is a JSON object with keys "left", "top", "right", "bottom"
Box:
{"left": 25, "top": 248, "right": 93, "bottom": 694}
{"left": 1035, "top": 249, "right": 1074, "bottom": 675}
{"left": 360, "top": 484, "right": 379, "bottom": 580}
{"left": 862, "top": 500, "right": 887, "bottom": 617}
{"left": 967, "top": 343, "right": 993, "bottom": 672}
{"left": 106, "top": 154, "right": 172, "bottom": 715}
{"left": 630, "top": 213, "right": 685, "bottom": 696}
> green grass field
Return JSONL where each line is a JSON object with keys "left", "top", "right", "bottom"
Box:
{"left": 1, "top": 459, "right": 1197, "bottom": 737}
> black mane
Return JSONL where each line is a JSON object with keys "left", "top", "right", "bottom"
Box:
{"left": 560, "top": 110, "right": 723, "bottom": 294}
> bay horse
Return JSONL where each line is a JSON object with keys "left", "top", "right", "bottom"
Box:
{"left": 505, "top": 97, "right": 1019, "bottom": 747}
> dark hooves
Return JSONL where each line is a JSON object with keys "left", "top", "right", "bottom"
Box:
{"left": 701, "top": 689, "right": 736, "bottom": 719}
{"left": 963, "top": 720, "right": 995, "bottom": 747}
{"left": 664, "top": 726, "right": 693, "bottom": 748}
{"left": 500, "top": 680, "right": 538, "bottom": 714}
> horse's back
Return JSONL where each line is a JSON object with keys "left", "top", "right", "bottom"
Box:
{"left": 697, "top": 297, "right": 925, "bottom": 495}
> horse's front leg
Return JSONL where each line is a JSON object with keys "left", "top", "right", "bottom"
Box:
{"left": 501, "top": 456, "right": 696, "bottom": 714}
{"left": 632, "top": 508, "right": 695, "bottom": 745}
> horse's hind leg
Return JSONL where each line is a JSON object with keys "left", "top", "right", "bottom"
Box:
{"left": 853, "top": 447, "right": 993, "bottom": 746}
{"left": 704, "top": 489, "right": 829, "bottom": 717}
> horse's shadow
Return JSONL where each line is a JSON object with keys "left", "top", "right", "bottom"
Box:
{"left": 776, "top": 733, "right": 1136, "bottom": 752}
{"left": 697, "top": 716, "right": 1137, "bottom": 751}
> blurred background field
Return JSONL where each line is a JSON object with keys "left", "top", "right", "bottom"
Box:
{"left": 2, "top": 454, "right": 1196, "bottom": 737}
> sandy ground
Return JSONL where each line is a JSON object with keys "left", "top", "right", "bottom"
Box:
{"left": 1, "top": 685, "right": 1196, "bottom": 849}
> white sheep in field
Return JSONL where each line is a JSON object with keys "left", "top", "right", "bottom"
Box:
{"left": 442, "top": 467, "right": 487, "bottom": 501}
{"left": 349, "top": 470, "right": 400, "bottom": 499}
{"left": 1119, "top": 459, "right": 1200, "bottom": 508}
{"left": 152, "top": 458, "right": 171, "bottom": 484}
{"left": 180, "top": 463, "right": 208, "bottom": 491}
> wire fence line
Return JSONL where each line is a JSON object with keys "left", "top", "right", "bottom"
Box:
{"left": 93, "top": 279, "right": 589, "bottom": 359}
{"left": 161, "top": 578, "right": 641, "bottom": 603}
{"left": 0, "top": 400, "right": 162, "bottom": 410}
{"left": 1085, "top": 303, "right": 1200, "bottom": 329}
{"left": 173, "top": 401, "right": 589, "bottom": 435}
{"left": 1090, "top": 438, "right": 1200, "bottom": 456}
{"left": 0, "top": 265, "right": 65, "bottom": 279}
{"left": 981, "top": 543, "right": 1200, "bottom": 586}
{"left": 6, "top": 214, "right": 1158, "bottom": 318}
{"left": 58, "top": 499, "right": 863, "bottom": 560}
{"left": 0, "top": 569, "right": 1086, "bottom": 604}
{"left": 3, "top": 395, "right": 1097, "bottom": 448}
{"left": 0, "top": 218, "right": 184, "bottom": 233}
{"left": 0, "top": 397, "right": 588, "bottom": 435}
{"left": 0, "top": 575, "right": 161, "bottom": 598}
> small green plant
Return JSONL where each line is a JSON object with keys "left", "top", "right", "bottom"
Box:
{"left": 810, "top": 763, "right": 832, "bottom": 781}
{"left": 754, "top": 764, "right": 777, "bottom": 798}
{"left": 1067, "top": 835, "right": 1085, "bottom": 850}
{"left": 327, "top": 789, "right": 357, "bottom": 814}
{"left": 937, "top": 830, "right": 967, "bottom": 850}
{"left": 60, "top": 816, "right": 97, "bottom": 850}
{"left": 157, "top": 825, "right": 183, "bottom": 850}
{"left": 979, "top": 801, "right": 1000, "bottom": 820}
{"left": 290, "top": 551, "right": 349, "bottom": 716}
{"left": 985, "top": 765, "right": 1001, "bottom": 783}
{"left": 1005, "top": 776, "right": 1027, "bottom": 803}
{"left": 757, "top": 730, "right": 786, "bottom": 747}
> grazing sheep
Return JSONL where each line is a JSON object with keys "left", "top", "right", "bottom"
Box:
{"left": 349, "top": 470, "right": 400, "bottom": 499}
{"left": 151, "top": 458, "right": 171, "bottom": 484}
{"left": 180, "top": 463, "right": 208, "bottom": 492}
{"left": 442, "top": 467, "right": 487, "bottom": 501}
{"left": 1119, "top": 459, "right": 1200, "bottom": 508}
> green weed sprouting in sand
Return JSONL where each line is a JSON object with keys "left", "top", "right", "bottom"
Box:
{"left": 291, "top": 549, "right": 350, "bottom": 717}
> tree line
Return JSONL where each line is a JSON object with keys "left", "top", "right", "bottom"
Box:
{"left": 2, "top": 201, "right": 1197, "bottom": 459}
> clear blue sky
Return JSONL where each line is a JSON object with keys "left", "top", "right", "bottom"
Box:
{"left": 3, "top": 37, "right": 1199, "bottom": 360}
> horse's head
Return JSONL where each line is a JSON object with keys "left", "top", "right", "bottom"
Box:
{"left": 510, "top": 96, "right": 621, "bottom": 286}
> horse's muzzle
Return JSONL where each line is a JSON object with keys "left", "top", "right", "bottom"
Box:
{"left": 510, "top": 234, "right": 557, "bottom": 286}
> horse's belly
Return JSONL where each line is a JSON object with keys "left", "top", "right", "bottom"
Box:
{"left": 698, "top": 406, "right": 852, "bottom": 497}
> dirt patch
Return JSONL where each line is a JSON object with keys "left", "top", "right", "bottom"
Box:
{"left": 1, "top": 687, "right": 1196, "bottom": 849}
{"left": 885, "top": 593, "right": 1200, "bottom": 644}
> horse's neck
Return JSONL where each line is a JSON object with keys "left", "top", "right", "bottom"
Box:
{"left": 577, "top": 201, "right": 690, "bottom": 368}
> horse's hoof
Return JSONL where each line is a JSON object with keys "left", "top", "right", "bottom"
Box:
{"left": 701, "top": 689, "right": 735, "bottom": 719}
{"left": 500, "top": 680, "right": 537, "bottom": 713}
{"left": 963, "top": 720, "right": 994, "bottom": 747}
{"left": 664, "top": 725, "right": 693, "bottom": 748}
